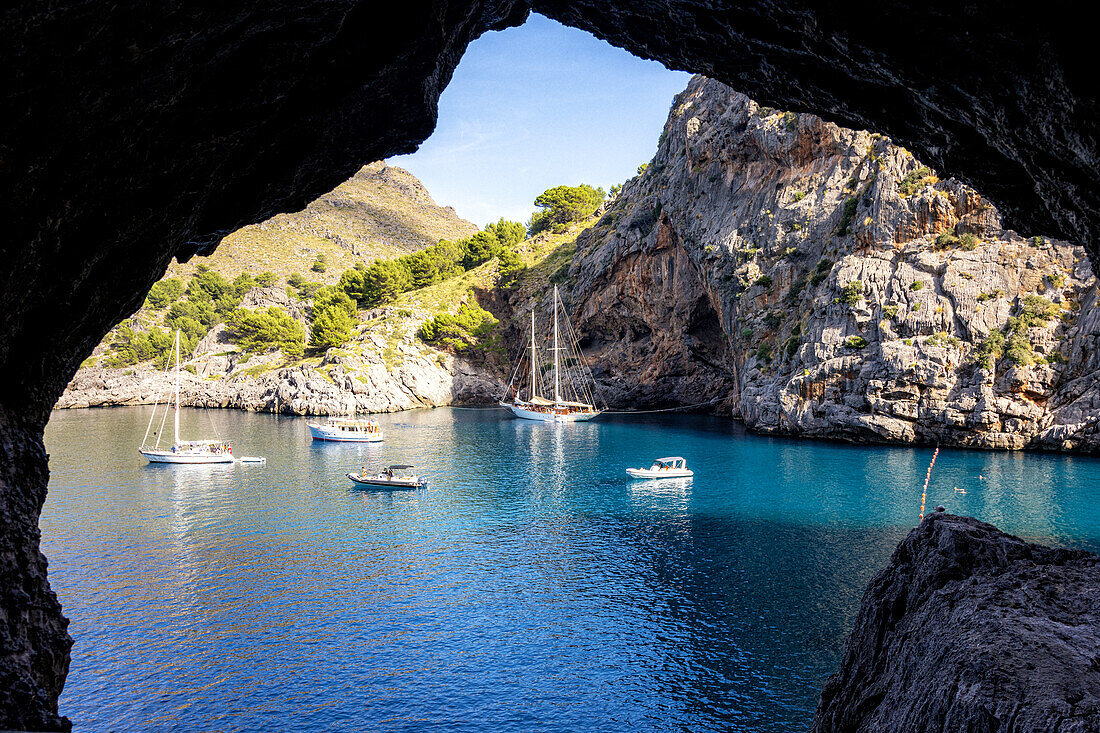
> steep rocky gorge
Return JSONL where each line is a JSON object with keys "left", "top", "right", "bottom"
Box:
{"left": 571, "top": 76, "right": 1100, "bottom": 451}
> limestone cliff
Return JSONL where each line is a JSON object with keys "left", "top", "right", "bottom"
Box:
{"left": 811, "top": 513, "right": 1100, "bottom": 732}
{"left": 570, "top": 76, "right": 1100, "bottom": 451}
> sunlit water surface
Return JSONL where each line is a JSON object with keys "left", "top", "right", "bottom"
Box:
{"left": 43, "top": 407, "right": 1100, "bottom": 731}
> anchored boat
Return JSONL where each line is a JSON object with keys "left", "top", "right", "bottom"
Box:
{"left": 308, "top": 413, "right": 384, "bottom": 442}
{"left": 501, "top": 285, "right": 602, "bottom": 422}
{"left": 626, "top": 457, "right": 694, "bottom": 479}
{"left": 139, "top": 330, "right": 235, "bottom": 464}
{"left": 346, "top": 465, "right": 427, "bottom": 490}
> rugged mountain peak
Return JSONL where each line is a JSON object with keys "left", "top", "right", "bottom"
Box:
{"left": 570, "top": 76, "right": 1100, "bottom": 451}
{"left": 812, "top": 513, "right": 1100, "bottom": 732}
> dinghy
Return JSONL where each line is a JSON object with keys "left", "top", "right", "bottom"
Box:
{"left": 346, "top": 465, "right": 428, "bottom": 490}
{"left": 626, "top": 457, "right": 693, "bottom": 479}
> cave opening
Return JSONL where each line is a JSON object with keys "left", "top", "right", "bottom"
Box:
{"left": 3, "top": 2, "right": 1096, "bottom": 729}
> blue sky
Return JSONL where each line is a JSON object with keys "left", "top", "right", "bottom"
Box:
{"left": 391, "top": 14, "right": 691, "bottom": 227}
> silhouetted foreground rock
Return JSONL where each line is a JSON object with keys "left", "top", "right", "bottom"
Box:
{"left": 813, "top": 513, "right": 1100, "bottom": 732}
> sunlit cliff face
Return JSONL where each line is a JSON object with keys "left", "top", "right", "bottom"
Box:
{"left": 0, "top": 1, "right": 1094, "bottom": 727}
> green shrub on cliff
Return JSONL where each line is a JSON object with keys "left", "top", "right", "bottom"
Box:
{"left": 837, "top": 197, "right": 858, "bottom": 235}
{"left": 145, "top": 279, "right": 185, "bottom": 309}
{"left": 527, "top": 184, "right": 605, "bottom": 236}
{"left": 898, "top": 166, "right": 937, "bottom": 196}
{"left": 976, "top": 330, "right": 1005, "bottom": 369}
{"left": 933, "top": 232, "right": 959, "bottom": 251}
{"left": 105, "top": 326, "right": 175, "bottom": 367}
{"left": 836, "top": 280, "right": 863, "bottom": 306}
{"left": 226, "top": 306, "right": 304, "bottom": 357}
{"left": 309, "top": 287, "right": 358, "bottom": 350}
{"left": 845, "top": 335, "right": 868, "bottom": 349}
{"left": 959, "top": 233, "right": 980, "bottom": 251}
{"left": 418, "top": 301, "right": 499, "bottom": 354}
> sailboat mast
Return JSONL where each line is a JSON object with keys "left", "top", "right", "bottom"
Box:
{"left": 553, "top": 285, "right": 560, "bottom": 404}
{"left": 530, "top": 308, "right": 537, "bottom": 400}
{"left": 173, "top": 329, "right": 180, "bottom": 445}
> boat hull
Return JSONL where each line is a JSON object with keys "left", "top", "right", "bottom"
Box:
{"left": 346, "top": 473, "right": 426, "bottom": 490}
{"left": 505, "top": 403, "right": 600, "bottom": 422}
{"left": 139, "top": 449, "right": 234, "bottom": 464}
{"left": 308, "top": 424, "right": 384, "bottom": 442}
{"left": 626, "top": 468, "right": 694, "bottom": 479}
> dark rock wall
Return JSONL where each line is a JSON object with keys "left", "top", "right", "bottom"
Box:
{"left": 1, "top": 2, "right": 528, "bottom": 727}
{"left": 1, "top": 0, "right": 1096, "bottom": 727}
{"left": 812, "top": 513, "right": 1100, "bottom": 732}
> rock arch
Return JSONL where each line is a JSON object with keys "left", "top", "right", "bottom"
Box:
{"left": 1, "top": 2, "right": 1093, "bottom": 726}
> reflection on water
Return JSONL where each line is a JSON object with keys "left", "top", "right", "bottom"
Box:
{"left": 42, "top": 407, "right": 1100, "bottom": 732}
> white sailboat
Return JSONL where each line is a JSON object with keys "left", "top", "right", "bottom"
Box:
{"left": 501, "top": 285, "right": 602, "bottom": 422}
{"left": 139, "top": 330, "right": 234, "bottom": 464}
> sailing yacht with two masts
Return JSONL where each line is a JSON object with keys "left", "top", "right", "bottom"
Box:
{"left": 501, "top": 285, "right": 602, "bottom": 422}
{"left": 138, "top": 330, "right": 234, "bottom": 464}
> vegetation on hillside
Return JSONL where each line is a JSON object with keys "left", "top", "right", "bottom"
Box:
{"left": 417, "top": 301, "right": 500, "bottom": 354}
{"left": 527, "top": 184, "right": 605, "bottom": 236}
{"left": 337, "top": 219, "right": 525, "bottom": 307}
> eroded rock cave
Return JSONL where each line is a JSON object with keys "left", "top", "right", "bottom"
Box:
{"left": 2, "top": 1, "right": 1094, "bottom": 727}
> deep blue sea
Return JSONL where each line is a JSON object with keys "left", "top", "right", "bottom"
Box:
{"left": 42, "top": 407, "right": 1100, "bottom": 731}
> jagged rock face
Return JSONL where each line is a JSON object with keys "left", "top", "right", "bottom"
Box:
{"left": 812, "top": 513, "right": 1100, "bottom": 732}
{"left": 571, "top": 76, "right": 1100, "bottom": 451}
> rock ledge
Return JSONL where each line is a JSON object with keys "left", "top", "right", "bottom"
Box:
{"left": 813, "top": 513, "right": 1100, "bottom": 732}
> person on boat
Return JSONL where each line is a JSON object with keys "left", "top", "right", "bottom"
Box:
{"left": 385, "top": 467, "right": 394, "bottom": 479}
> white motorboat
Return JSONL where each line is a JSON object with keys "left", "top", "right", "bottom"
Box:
{"left": 346, "top": 465, "right": 427, "bottom": 490}
{"left": 308, "top": 416, "right": 384, "bottom": 442}
{"left": 500, "top": 285, "right": 603, "bottom": 422}
{"left": 626, "top": 457, "right": 694, "bottom": 479}
{"left": 139, "top": 330, "right": 235, "bottom": 464}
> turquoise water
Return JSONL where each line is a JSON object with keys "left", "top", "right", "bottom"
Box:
{"left": 42, "top": 407, "right": 1100, "bottom": 731}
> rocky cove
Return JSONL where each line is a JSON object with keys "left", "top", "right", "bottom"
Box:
{"left": 61, "top": 76, "right": 1100, "bottom": 457}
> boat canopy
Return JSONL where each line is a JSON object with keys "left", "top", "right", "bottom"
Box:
{"left": 652, "top": 457, "right": 687, "bottom": 468}
{"left": 656, "top": 456, "right": 685, "bottom": 462}
{"left": 528, "top": 396, "right": 555, "bottom": 406}
{"left": 387, "top": 464, "right": 413, "bottom": 470}
{"left": 179, "top": 440, "right": 231, "bottom": 446}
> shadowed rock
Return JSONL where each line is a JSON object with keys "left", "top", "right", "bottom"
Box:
{"left": 812, "top": 513, "right": 1100, "bottom": 732}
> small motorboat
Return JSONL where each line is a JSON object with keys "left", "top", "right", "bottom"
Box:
{"left": 626, "top": 456, "right": 694, "bottom": 479}
{"left": 347, "top": 464, "right": 428, "bottom": 490}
